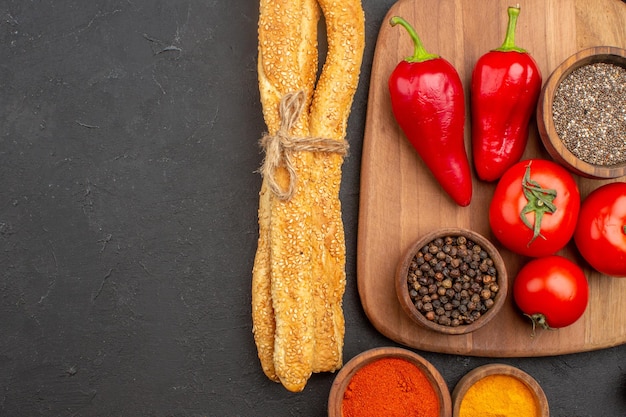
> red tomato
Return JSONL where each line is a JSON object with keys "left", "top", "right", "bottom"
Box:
{"left": 513, "top": 255, "right": 589, "bottom": 329}
{"left": 574, "top": 182, "right": 626, "bottom": 277}
{"left": 489, "top": 159, "right": 580, "bottom": 257}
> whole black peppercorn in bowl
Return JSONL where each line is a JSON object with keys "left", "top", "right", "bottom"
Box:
{"left": 537, "top": 46, "right": 626, "bottom": 179}
{"left": 395, "top": 228, "right": 508, "bottom": 335}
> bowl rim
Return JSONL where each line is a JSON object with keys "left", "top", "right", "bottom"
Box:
{"left": 451, "top": 363, "right": 549, "bottom": 417}
{"left": 537, "top": 45, "right": 626, "bottom": 179}
{"left": 327, "top": 346, "right": 452, "bottom": 417}
{"left": 395, "top": 227, "right": 508, "bottom": 335}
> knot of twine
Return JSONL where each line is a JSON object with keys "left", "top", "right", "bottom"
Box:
{"left": 259, "top": 91, "right": 349, "bottom": 201}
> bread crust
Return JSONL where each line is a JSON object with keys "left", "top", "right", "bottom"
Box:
{"left": 308, "top": 0, "right": 365, "bottom": 374}
{"left": 253, "top": 0, "right": 319, "bottom": 390}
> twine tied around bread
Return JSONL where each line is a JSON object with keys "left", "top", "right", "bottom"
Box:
{"left": 259, "top": 91, "right": 349, "bottom": 200}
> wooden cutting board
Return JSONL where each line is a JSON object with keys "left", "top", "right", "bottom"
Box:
{"left": 357, "top": 0, "right": 626, "bottom": 356}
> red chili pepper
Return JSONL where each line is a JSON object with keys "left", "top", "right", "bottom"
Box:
{"left": 471, "top": 5, "right": 542, "bottom": 182}
{"left": 388, "top": 16, "right": 472, "bottom": 207}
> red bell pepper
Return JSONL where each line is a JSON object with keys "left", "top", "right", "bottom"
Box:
{"left": 471, "top": 5, "right": 542, "bottom": 182}
{"left": 388, "top": 16, "right": 472, "bottom": 207}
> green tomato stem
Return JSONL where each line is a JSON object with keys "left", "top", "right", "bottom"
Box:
{"left": 495, "top": 5, "right": 527, "bottom": 53}
{"left": 390, "top": 16, "right": 439, "bottom": 63}
{"left": 525, "top": 313, "right": 555, "bottom": 337}
{"left": 519, "top": 162, "right": 557, "bottom": 246}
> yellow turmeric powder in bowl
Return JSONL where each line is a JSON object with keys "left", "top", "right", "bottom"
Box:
{"left": 452, "top": 364, "right": 549, "bottom": 417}
{"left": 459, "top": 374, "right": 538, "bottom": 417}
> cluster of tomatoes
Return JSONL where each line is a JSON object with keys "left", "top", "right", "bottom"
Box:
{"left": 487, "top": 159, "right": 626, "bottom": 331}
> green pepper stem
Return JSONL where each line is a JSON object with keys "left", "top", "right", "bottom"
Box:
{"left": 390, "top": 16, "right": 439, "bottom": 63}
{"left": 495, "top": 5, "right": 526, "bottom": 53}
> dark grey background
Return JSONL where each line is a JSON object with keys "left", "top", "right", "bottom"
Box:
{"left": 1, "top": 1, "right": 625, "bottom": 416}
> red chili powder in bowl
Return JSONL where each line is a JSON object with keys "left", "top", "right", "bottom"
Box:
{"left": 341, "top": 357, "right": 440, "bottom": 417}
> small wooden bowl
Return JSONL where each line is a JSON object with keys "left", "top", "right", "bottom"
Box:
{"left": 537, "top": 46, "right": 626, "bottom": 179}
{"left": 395, "top": 228, "right": 507, "bottom": 335}
{"left": 452, "top": 363, "right": 549, "bottom": 417}
{"left": 328, "top": 347, "right": 451, "bottom": 417}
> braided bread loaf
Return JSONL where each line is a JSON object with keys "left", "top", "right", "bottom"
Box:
{"left": 252, "top": 0, "right": 365, "bottom": 392}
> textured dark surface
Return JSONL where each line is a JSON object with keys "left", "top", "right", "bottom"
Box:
{"left": 0, "top": 1, "right": 625, "bottom": 416}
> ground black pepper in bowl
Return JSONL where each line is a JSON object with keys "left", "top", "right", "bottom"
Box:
{"left": 552, "top": 62, "right": 626, "bottom": 166}
{"left": 537, "top": 46, "right": 626, "bottom": 179}
{"left": 395, "top": 228, "right": 508, "bottom": 335}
